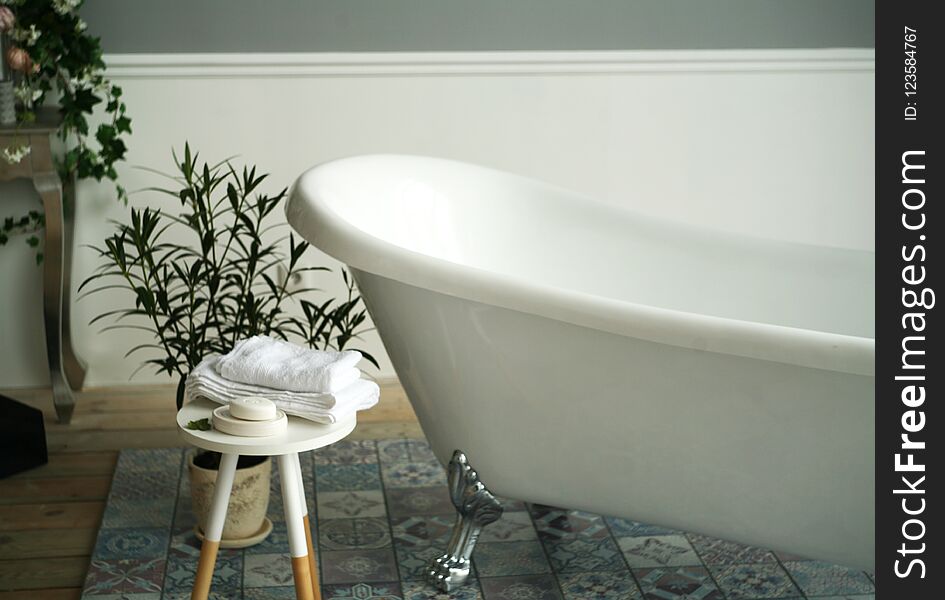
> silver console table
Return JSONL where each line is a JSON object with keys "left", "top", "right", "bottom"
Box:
{"left": 1, "top": 110, "right": 86, "bottom": 423}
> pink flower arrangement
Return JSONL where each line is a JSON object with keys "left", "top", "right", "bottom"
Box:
{"left": 0, "top": 7, "right": 15, "bottom": 33}
{"left": 5, "top": 46, "right": 34, "bottom": 73}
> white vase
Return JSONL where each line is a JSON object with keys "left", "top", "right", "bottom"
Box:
{"left": 0, "top": 80, "right": 15, "bottom": 126}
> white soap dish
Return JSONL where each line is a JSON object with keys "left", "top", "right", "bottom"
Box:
{"left": 212, "top": 405, "right": 288, "bottom": 437}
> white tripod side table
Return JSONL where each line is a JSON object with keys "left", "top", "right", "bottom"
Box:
{"left": 177, "top": 397, "right": 357, "bottom": 600}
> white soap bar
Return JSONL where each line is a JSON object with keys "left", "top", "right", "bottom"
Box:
{"left": 228, "top": 396, "right": 277, "bottom": 421}
{"left": 212, "top": 405, "right": 288, "bottom": 437}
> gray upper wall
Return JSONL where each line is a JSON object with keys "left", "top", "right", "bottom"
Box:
{"left": 81, "top": 0, "right": 874, "bottom": 53}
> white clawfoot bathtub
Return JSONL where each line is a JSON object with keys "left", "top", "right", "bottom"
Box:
{"left": 287, "top": 154, "right": 874, "bottom": 570}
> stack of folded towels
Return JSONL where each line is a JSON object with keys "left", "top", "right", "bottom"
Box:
{"left": 186, "top": 335, "right": 379, "bottom": 424}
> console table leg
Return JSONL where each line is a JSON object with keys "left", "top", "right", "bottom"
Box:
{"left": 33, "top": 172, "right": 74, "bottom": 424}
{"left": 60, "top": 176, "right": 87, "bottom": 391}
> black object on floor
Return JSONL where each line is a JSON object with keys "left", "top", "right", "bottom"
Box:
{"left": 0, "top": 394, "right": 48, "bottom": 478}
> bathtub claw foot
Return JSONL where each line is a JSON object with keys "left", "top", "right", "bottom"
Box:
{"left": 426, "top": 450, "right": 503, "bottom": 592}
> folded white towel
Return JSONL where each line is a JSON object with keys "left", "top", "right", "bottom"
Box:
{"left": 186, "top": 356, "right": 379, "bottom": 424}
{"left": 217, "top": 335, "right": 362, "bottom": 393}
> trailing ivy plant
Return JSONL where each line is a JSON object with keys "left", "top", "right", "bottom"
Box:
{"left": 0, "top": 0, "right": 131, "bottom": 251}
{"left": 0, "top": 210, "right": 44, "bottom": 261}
{"left": 81, "top": 145, "right": 377, "bottom": 409}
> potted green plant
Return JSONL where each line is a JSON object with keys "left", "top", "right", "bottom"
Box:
{"left": 1, "top": 0, "right": 131, "bottom": 252}
{"left": 83, "top": 145, "right": 376, "bottom": 544}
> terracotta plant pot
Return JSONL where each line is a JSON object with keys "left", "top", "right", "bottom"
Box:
{"left": 188, "top": 452, "right": 271, "bottom": 543}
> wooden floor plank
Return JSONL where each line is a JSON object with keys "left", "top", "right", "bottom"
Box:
{"left": 45, "top": 429, "right": 183, "bottom": 453}
{"left": 0, "top": 384, "right": 176, "bottom": 411}
{"left": 0, "top": 528, "right": 97, "bottom": 560}
{"left": 350, "top": 421, "right": 424, "bottom": 440}
{"left": 44, "top": 410, "right": 177, "bottom": 432}
{"left": 0, "top": 476, "right": 112, "bottom": 505}
{"left": 0, "top": 557, "right": 88, "bottom": 591}
{"left": 6, "top": 452, "right": 117, "bottom": 480}
{"left": 0, "top": 502, "right": 103, "bottom": 531}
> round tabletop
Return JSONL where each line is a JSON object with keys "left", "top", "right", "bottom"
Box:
{"left": 177, "top": 397, "right": 357, "bottom": 455}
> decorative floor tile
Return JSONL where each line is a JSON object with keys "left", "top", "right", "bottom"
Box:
{"left": 173, "top": 498, "right": 195, "bottom": 527}
{"left": 633, "top": 566, "right": 723, "bottom": 600}
{"left": 317, "top": 464, "right": 383, "bottom": 492}
{"left": 162, "top": 593, "right": 239, "bottom": 600}
{"left": 268, "top": 494, "right": 288, "bottom": 523}
{"left": 530, "top": 506, "right": 609, "bottom": 540}
{"left": 542, "top": 536, "right": 626, "bottom": 573}
{"left": 474, "top": 541, "right": 551, "bottom": 577}
{"left": 271, "top": 457, "right": 314, "bottom": 500}
{"left": 163, "top": 551, "right": 242, "bottom": 592}
{"left": 322, "top": 581, "right": 404, "bottom": 599}
{"left": 93, "top": 527, "right": 169, "bottom": 560}
{"left": 83, "top": 557, "right": 166, "bottom": 595}
{"left": 269, "top": 492, "right": 317, "bottom": 525}
{"left": 605, "top": 517, "right": 675, "bottom": 538}
{"left": 557, "top": 570, "right": 641, "bottom": 599}
{"left": 176, "top": 469, "right": 191, "bottom": 495}
{"left": 322, "top": 548, "right": 400, "bottom": 583}
{"left": 168, "top": 526, "right": 241, "bottom": 562}
{"left": 320, "top": 517, "right": 393, "bottom": 550}
{"left": 687, "top": 533, "right": 776, "bottom": 565}
{"left": 244, "top": 587, "right": 297, "bottom": 599}
{"left": 377, "top": 439, "right": 411, "bottom": 463}
{"left": 782, "top": 560, "right": 874, "bottom": 597}
{"left": 392, "top": 515, "right": 455, "bottom": 547}
{"left": 101, "top": 497, "right": 176, "bottom": 528}
{"left": 618, "top": 535, "right": 701, "bottom": 569}
{"left": 115, "top": 448, "right": 183, "bottom": 473}
{"left": 386, "top": 486, "right": 455, "bottom": 518}
{"left": 315, "top": 440, "right": 380, "bottom": 465}
{"left": 711, "top": 563, "right": 801, "bottom": 599}
{"left": 84, "top": 445, "right": 876, "bottom": 600}
{"left": 402, "top": 579, "right": 483, "bottom": 599}
{"left": 167, "top": 529, "right": 222, "bottom": 555}
{"left": 319, "top": 490, "right": 388, "bottom": 519}
{"left": 245, "top": 520, "right": 292, "bottom": 554}
{"left": 81, "top": 594, "right": 161, "bottom": 600}
{"left": 243, "top": 552, "right": 295, "bottom": 587}
{"left": 395, "top": 545, "right": 445, "bottom": 580}
{"left": 109, "top": 469, "right": 181, "bottom": 500}
{"left": 480, "top": 511, "right": 538, "bottom": 543}
{"left": 479, "top": 574, "right": 564, "bottom": 600}
{"left": 403, "top": 440, "right": 439, "bottom": 464}
{"left": 774, "top": 549, "right": 810, "bottom": 562}
{"left": 382, "top": 461, "right": 448, "bottom": 489}
{"left": 298, "top": 451, "right": 315, "bottom": 475}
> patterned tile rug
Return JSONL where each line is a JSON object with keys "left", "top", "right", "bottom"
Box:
{"left": 82, "top": 440, "right": 875, "bottom": 599}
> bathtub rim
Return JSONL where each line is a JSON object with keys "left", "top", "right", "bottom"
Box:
{"left": 286, "top": 155, "right": 875, "bottom": 377}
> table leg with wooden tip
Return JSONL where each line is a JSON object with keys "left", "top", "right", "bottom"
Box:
{"left": 302, "top": 514, "right": 320, "bottom": 599}
{"left": 191, "top": 452, "right": 239, "bottom": 600}
{"left": 279, "top": 453, "right": 316, "bottom": 600}
{"left": 291, "top": 453, "right": 322, "bottom": 599}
